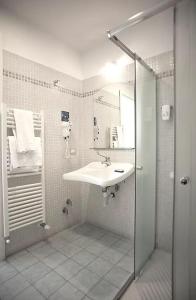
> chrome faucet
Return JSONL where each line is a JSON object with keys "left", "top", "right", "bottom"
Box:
{"left": 96, "top": 151, "right": 111, "bottom": 166}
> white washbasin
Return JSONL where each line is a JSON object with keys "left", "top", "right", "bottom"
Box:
{"left": 63, "top": 162, "right": 134, "bottom": 188}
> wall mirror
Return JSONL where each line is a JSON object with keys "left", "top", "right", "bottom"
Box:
{"left": 93, "top": 82, "right": 135, "bottom": 149}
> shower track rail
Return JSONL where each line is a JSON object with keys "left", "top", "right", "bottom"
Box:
{"left": 1, "top": 103, "right": 46, "bottom": 241}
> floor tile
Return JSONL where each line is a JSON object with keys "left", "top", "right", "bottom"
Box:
{"left": 71, "top": 237, "right": 93, "bottom": 249}
{"left": 100, "top": 248, "right": 124, "bottom": 264}
{"left": 59, "top": 230, "right": 81, "bottom": 242}
{"left": 69, "top": 269, "right": 100, "bottom": 294}
{"left": 49, "top": 282, "right": 85, "bottom": 300}
{"left": 86, "top": 242, "right": 108, "bottom": 256}
{"left": 87, "top": 279, "right": 118, "bottom": 300}
{"left": 7, "top": 251, "right": 38, "bottom": 272}
{"left": 120, "top": 249, "right": 172, "bottom": 300}
{"left": 0, "top": 284, "right": 13, "bottom": 300}
{"left": 112, "top": 239, "right": 133, "bottom": 254}
{"left": 117, "top": 255, "right": 134, "bottom": 273}
{"left": 27, "top": 241, "right": 48, "bottom": 252}
{"left": 0, "top": 274, "right": 30, "bottom": 299}
{"left": 14, "top": 286, "right": 45, "bottom": 300}
{"left": 43, "top": 251, "right": 67, "bottom": 268}
{"left": 7, "top": 250, "right": 28, "bottom": 259}
{"left": 48, "top": 236, "right": 69, "bottom": 251}
{"left": 0, "top": 224, "right": 131, "bottom": 300}
{"left": 120, "top": 238, "right": 134, "bottom": 248}
{"left": 87, "top": 257, "right": 113, "bottom": 276}
{"left": 127, "top": 248, "right": 133, "bottom": 257}
{"left": 59, "top": 244, "right": 81, "bottom": 257}
{"left": 0, "top": 261, "right": 18, "bottom": 284}
{"left": 28, "top": 244, "right": 56, "bottom": 259}
{"left": 72, "top": 250, "right": 96, "bottom": 266}
{"left": 99, "top": 234, "right": 119, "bottom": 247}
{"left": 86, "top": 229, "right": 106, "bottom": 240}
{"left": 21, "top": 261, "right": 51, "bottom": 284}
{"left": 55, "top": 259, "right": 83, "bottom": 280}
{"left": 34, "top": 270, "right": 65, "bottom": 297}
{"left": 105, "top": 266, "right": 130, "bottom": 288}
{"left": 72, "top": 224, "right": 93, "bottom": 237}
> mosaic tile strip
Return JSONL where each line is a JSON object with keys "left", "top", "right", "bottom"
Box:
{"left": 157, "top": 69, "right": 174, "bottom": 79}
{"left": 3, "top": 69, "right": 83, "bottom": 98}
{"left": 82, "top": 89, "right": 101, "bottom": 98}
{"left": 95, "top": 98, "right": 120, "bottom": 110}
{"left": 3, "top": 67, "right": 174, "bottom": 99}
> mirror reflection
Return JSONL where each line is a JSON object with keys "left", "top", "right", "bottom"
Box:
{"left": 93, "top": 82, "right": 135, "bottom": 149}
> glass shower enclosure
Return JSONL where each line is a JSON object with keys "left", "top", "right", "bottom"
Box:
{"left": 107, "top": 35, "right": 157, "bottom": 282}
{"left": 134, "top": 60, "right": 156, "bottom": 275}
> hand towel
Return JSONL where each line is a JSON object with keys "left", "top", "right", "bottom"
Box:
{"left": 8, "top": 136, "right": 42, "bottom": 172}
{"left": 14, "top": 109, "right": 35, "bottom": 152}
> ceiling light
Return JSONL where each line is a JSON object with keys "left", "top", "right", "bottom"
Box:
{"left": 100, "top": 62, "right": 122, "bottom": 82}
{"left": 117, "top": 55, "right": 131, "bottom": 67}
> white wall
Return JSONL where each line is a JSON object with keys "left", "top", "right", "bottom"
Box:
{"left": 80, "top": 93, "right": 135, "bottom": 238}
{"left": 0, "top": 9, "right": 83, "bottom": 80}
{"left": 82, "top": 8, "right": 173, "bottom": 79}
{"left": 0, "top": 33, "right": 5, "bottom": 261}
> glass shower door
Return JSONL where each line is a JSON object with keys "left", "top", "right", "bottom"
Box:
{"left": 135, "top": 60, "right": 156, "bottom": 275}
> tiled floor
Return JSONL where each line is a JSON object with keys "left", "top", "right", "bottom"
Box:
{"left": 0, "top": 223, "right": 134, "bottom": 300}
{"left": 120, "top": 249, "right": 171, "bottom": 300}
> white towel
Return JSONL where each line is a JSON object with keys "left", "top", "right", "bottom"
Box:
{"left": 8, "top": 136, "right": 42, "bottom": 172}
{"left": 14, "top": 109, "right": 35, "bottom": 153}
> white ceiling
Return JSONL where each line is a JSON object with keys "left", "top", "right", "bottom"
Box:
{"left": 0, "top": 0, "right": 164, "bottom": 53}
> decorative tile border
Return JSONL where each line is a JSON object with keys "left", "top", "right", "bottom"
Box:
{"left": 82, "top": 89, "right": 101, "bottom": 97}
{"left": 3, "top": 69, "right": 84, "bottom": 97}
{"left": 3, "top": 67, "right": 174, "bottom": 99}
{"left": 157, "top": 69, "right": 174, "bottom": 79}
{"left": 95, "top": 98, "right": 120, "bottom": 110}
{"left": 3, "top": 69, "right": 51, "bottom": 87}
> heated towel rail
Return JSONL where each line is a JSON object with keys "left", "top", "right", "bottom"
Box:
{"left": 1, "top": 103, "right": 46, "bottom": 241}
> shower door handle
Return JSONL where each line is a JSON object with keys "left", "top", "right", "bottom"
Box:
{"left": 180, "top": 176, "right": 190, "bottom": 185}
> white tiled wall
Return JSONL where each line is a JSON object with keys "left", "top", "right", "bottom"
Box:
{"left": 82, "top": 51, "right": 174, "bottom": 251}
{"left": 157, "top": 76, "right": 174, "bottom": 252}
{"left": 3, "top": 51, "right": 84, "bottom": 255}
{"left": 2, "top": 50, "right": 174, "bottom": 255}
{"left": 79, "top": 91, "right": 135, "bottom": 239}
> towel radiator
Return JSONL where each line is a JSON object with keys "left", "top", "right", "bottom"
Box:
{"left": 1, "top": 103, "right": 46, "bottom": 242}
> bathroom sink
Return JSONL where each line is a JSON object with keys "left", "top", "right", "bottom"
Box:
{"left": 63, "top": 162, "right": 134, "bottom": 188}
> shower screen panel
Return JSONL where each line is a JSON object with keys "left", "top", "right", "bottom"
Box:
{"left": 135, "top": 60, "right": 156, "bottom": 275}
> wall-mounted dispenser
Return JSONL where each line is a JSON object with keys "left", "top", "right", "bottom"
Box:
{"left": 161, "top": 105, "right": 171, "bottom": 121}
{"left": 61, "top": 111, "right": 72, "bottom": 158}
{"left": 93, "top": 117, "right": 99, "bottom": 147}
